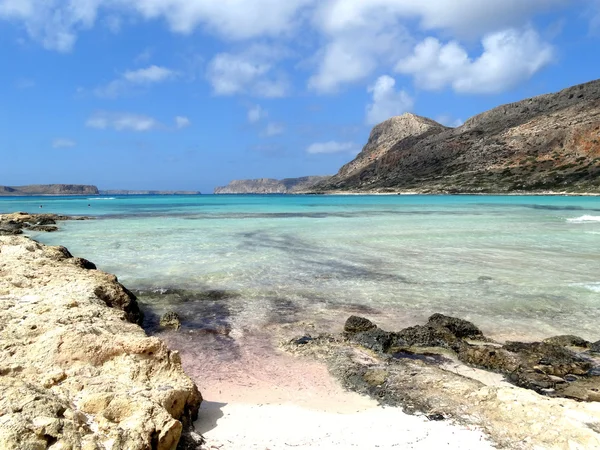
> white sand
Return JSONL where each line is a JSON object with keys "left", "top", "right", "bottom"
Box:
{"left": 197, "top": 400, "right": 492, "bottom": 449}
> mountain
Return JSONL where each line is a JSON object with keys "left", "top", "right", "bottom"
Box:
{"left": 311, "top": 79, "right": 600, "bottom": 194}
{"left": 214, "top": 176, "right": 330, "bottom": 194}
{"left": 0, "top": 184, "right": 99, "bottom": 196}
{"left": 99, "top": 190, "right": 201, "bottom": 195}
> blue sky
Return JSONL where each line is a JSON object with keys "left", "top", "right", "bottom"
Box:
{"left": 0, "top": 0, "right": 599, "bottom": 193}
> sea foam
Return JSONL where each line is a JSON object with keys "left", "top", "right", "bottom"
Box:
{"left": 567, "top": 215, "right": 600, "bottom": 223}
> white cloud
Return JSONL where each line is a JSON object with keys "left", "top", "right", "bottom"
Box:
{"left": 86, "top": 111, "right": 162, "bottom": 132}
{"left": 248, "top": 104, "right": 268, "bottom": 123}
{"left": 175, "top": 116, "right": 191, "bottom": 129}
{"left": 365, "top": 75, "right": 413, "bottom": 125}
{"left": 52, "top": 138, "right": 76, "bottom": 148}
{"left": 396, "top": 28, "right": 554, "bottom": 94}
{"left": 263, "top": 123, "right": 284, "bottom": 136}
{"left": 94, "top": 64, "right": 177, "bottom": 98}
{"left": 123, "top": 65, "right": 177, "bottom": 83}
{"left": 104, "top": 15, "right": 122, "bottom": 34}
{"left": 134, "top": 48, "right": 153, "bottom": 64}
{"left": 306, "top": 141, "right": 357, "bottom": 154}
{"left": 206, "top": 45, "right": 289, "bottom": 97}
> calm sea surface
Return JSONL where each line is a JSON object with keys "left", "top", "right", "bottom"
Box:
{"left": 2, "top": 194, "right": 600, "bottom": 341}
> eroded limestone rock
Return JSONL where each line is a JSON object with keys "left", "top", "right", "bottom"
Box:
{"left": 0, "top": 236, "right": 202, "bottom": 449}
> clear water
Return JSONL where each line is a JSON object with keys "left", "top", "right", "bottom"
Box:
{"left": 3, "top": 194, "right": 600, "bottom": 342}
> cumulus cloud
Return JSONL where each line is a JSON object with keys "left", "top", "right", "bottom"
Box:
{"left": 206, "top": 45, "right": 289, "bottom": 97}
{"left": 52, "top": 138, "right": 76, "bottom": 148}
{"left": 396, "top": 28, "right": 554, "bottom": 94}
{"left": 86, "top": 111, "right": 162, "bottom": 132}
{"left": 306, "top": 141, "right": 357, "bottom": 154}
{"left": 248, "top": 104, "right": 268, "bottom": 123}
{"left": 365, "top": 75, "right": 413, "bottom": 125}
{"left": 94, "top": 65, "right": 177, "bottom": 98}
{"left": 263, "top": 123, "right": 284, "bottom": 136}
{"left": 175, "top": 116, "right": 191, "bottom": 129}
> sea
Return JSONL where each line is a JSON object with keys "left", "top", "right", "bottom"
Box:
{"left": 2, "top": 194, "right": 600, "bottom": 347}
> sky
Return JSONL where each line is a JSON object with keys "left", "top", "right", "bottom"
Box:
{"left": 1, "top": 0, "right": 599, "bottom": 193}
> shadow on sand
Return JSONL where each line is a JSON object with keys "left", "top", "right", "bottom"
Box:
{"left": 195, "top": 401, "right": 227, "bottom": 435}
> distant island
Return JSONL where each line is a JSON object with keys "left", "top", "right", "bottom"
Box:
{"left": 214, "top": 176, "right": 330, "bottom": 194}
{"left": 0, "top": 184, "right": 99, "bottom": 196}
{"left": 99, "top": 190, "right": 201, "bottom": 195}
{"left": 0, "top": 185, "right": 201, "bottom": 196}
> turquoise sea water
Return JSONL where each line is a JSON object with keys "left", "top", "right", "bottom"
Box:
{"left": 2, "top": 194, "right": 600, "bottom": 341}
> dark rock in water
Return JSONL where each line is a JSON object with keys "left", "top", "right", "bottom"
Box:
{"left": 0, "top": 227, "right": 23, "bottom": 236}
{"left": 395, "top": 325, "right": 458, "bottom": 349}
{"left": 478, "top": 276, "right": 493, "bottom": 281}
{"left": 543, "top": 335, "right": 591, "bottom": 348}
{"left": 426, "top": 413, "right": 445, "bottom": 421}
{"left": 160, "top": 311, "right": 181, "bottom": 330}
{"left": 590, "top": 341, "right": 600, "bottom": 353}
{"left": 426, "top": 313, "right": 483, "bottom": 339}
{"left": 352, "top": 328, "right": 395, "bottom": 353}
{"left": 344, "top": 315, "right": 377, "bottom": 334}
{"left": 29, "top": 225, "right": 59, "bottom": 232}
{"left": 294, "top": 335, "right": 313, "bottom": 345}
{"left": 33, "top": 215, "right": 57, "bottom": 225}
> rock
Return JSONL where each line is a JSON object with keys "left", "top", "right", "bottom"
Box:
{"left": 590, "top": 340, "right": 600, "bottom": 353}
{"left": 543, "top": 335, "right": 591, "bottom": 348}
{"left": 0, "top": 184, "right": 99, "bottom": 196}
{"left": 363, "top": 369, "right": 388, "bottom": 387}
{"left": 29, "top": 225, "right": 59, "bottom": 232}
{"left": 0, "top": 236, "right": 202, "bottom": 449}
{"left": 344, "top": 315, "right": 377, "bottom": 333}
{"left": 351, "top": 328, "right": 395, "bottom": 353}
{"left": 395, "top": 325, "right": 458, "bottom": 348}
{"left": 426, "top": 313, "right": 484, "bottom": 339}
{"left": 214, "top": 176, "right": 330, "bottom": 194}
{"left": 160, "top": 311, "right": 182, "bottom": 329}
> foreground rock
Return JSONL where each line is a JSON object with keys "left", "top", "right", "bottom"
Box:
{"left": 0, "top": 236, "right": 202, "bottom": 449}
{"left": 284, "top": 315, "right": 600, "bottom": 449}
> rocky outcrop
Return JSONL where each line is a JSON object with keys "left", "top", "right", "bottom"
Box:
{"left": 99, "top": 190, "right": 201, "bottom": 195}
{"left": 214, "top": 176, "right": 330, "bottom": 194}
{"left": 284, "top": 314, "right": 600, "bottom": 449}
{"left": 0, "top": 184, "right": 99, "bottom": 196}
{"left": 0, "top": 236, "right": 202, "bottom": 449}
{"left": 312, "top": 78, "right": 600, "bottom": 193}
{"left": 0, "top": 212, "right": 89, "bottom": 236}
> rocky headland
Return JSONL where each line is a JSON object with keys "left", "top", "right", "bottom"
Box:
{"left": 284, "top": 315, "right": 600, "bottom": 449}
{"left": 305, "top": 78, "right": 600, "bottom": 194}
{"left": 214, "top": 176, "right": 330, "bottom": 194}
{"left": 0, "top": 185, "right": 99, "bottom": 196}
{"left": 0, "top": 235, "right": 202, "bottom": 449}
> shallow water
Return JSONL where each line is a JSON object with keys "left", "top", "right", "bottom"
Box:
{"left": 3, "top": 194, "right": 600, "bottom": 342}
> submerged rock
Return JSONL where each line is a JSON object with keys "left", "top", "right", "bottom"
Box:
{"left": 543, "top": 335, "right": 591, "bottom": 348}
{"left": 0, "top": 236, "right": 202, "bottom": 449}
{"left": 160, "top": 311, "right": 182, "bottom": 329}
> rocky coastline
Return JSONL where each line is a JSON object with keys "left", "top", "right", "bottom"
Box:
{"left": 0, "top": 233, "right": 202, "bottom": 449}
{"left": 284, "top": 315, "right": 600, "bottom": 449}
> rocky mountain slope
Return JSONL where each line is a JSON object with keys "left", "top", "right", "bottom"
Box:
{"left": 0, "top": 184, "right": 99, "bottom": 196}
{"left": 0, "top": 235, "right": 202, "bottom": 449}
{"left": 312, "top": 79, "right": 600, "bottom": 193}
{"left": 214, "top": 176, "right": 330, "bottom": 194}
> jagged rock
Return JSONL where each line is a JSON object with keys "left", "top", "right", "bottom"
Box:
{"left": 0, "top": 236, "right": 202, "bottom": 449}
{"left": 351, "top": 328, "right": 395, "bottom": 353}
{"left": 29, "top": 225, "right": 59, "bottom": 232}
{"left": 344, "top": 315, "right": 377, "bottom": 333}
{"left": 395, "top": 325, "right": 458, "bottom": 349}
{"left": 543, "top": 335, "right": 591, "bottom": 348}
{"left": 426, "top": 313, "right": 484, "bottom": 339}
{"left": 590, "top": 340, "right": 600, "bottom": 353}
{"left": 160, "top": 311, "right": 182, "bottom": 329}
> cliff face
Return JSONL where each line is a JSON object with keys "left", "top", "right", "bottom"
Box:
{"left": 214, "top": 176, "right": 330, "bottom": 194}
{"left": 0, "top": 236, "right": 202, "bottom": 449}
{"left": 313, "top": 79, "right": 600, "bottom": 193}
{"left": 0, "top": 184, "right": 99, "bottom": 196}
